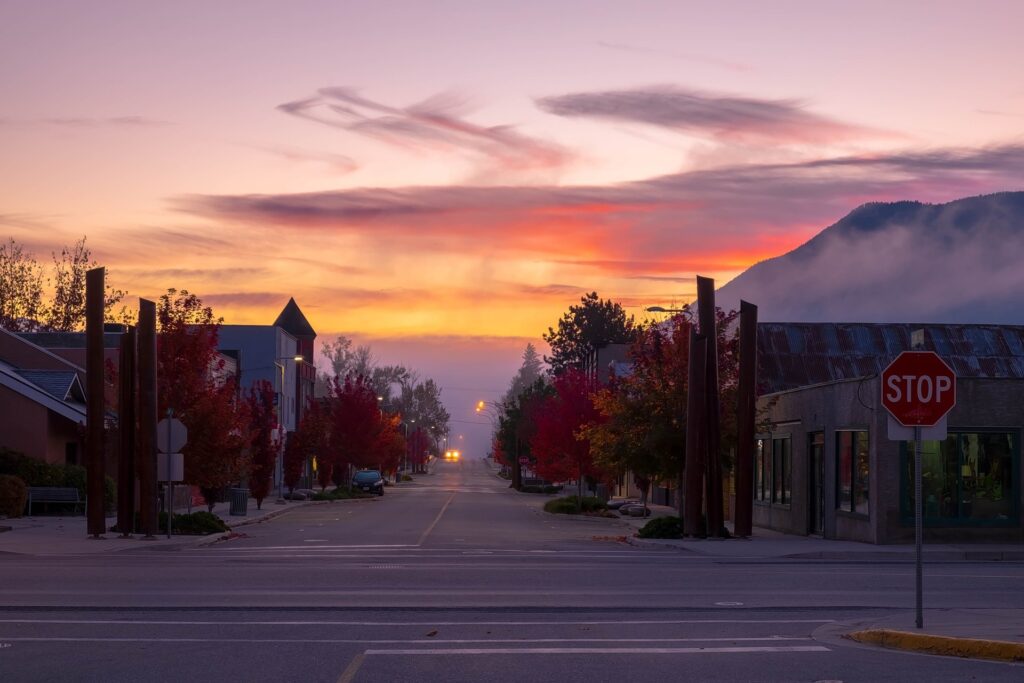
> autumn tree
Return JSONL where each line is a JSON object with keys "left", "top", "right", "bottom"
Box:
{"left": 0, "top": 238, "right": 45, "bottom": 331}
{"left": 495, "top": 378, "right": 553, "bottom": 487}
{"left": 531, "top": 369, "right": 605, "bottom": 500}
{"left": 543, "top": 292, "right": 638, "bottom": 375}
{"left": 246, "top": 380, "right": 279, "bottom": 509}
{"left": 157, "top": 288, "right": 249, "bottom": 510}
{"left": 45, "top": 237, "right": 128, "bottom": 331}
{"left": 584, "top": 307, "right": 741, "bottom": 509}
{"left": 326, "top": 375, "right": 382, "bottom": 484}
{"left": 0, "top": 236, "right": 128, "bottom": 332}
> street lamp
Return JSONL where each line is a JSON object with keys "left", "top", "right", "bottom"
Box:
{"left": 274, "top": 354, "right": 304, "bottom": 503}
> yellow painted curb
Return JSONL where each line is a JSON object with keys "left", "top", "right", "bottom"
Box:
{"left": 848, "top": 629, "right": 1024, "bottom": 663}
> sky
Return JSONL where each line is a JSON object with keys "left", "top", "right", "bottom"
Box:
{"left": 3, "top": 1, "right": 1024, "bottom": 454}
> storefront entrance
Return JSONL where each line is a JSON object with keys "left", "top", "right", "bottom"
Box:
{"left": 809, "top": 432, "right": 824, "bottom": 535}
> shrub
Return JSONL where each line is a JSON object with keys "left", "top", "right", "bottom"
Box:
{"left": 637, "top": 516, "right": 684, "bottom": 539}
{"left": 0, "top": 474, "right": 28, "bottom": 518}
{"left": 311, "top": 487, "right": 371, "bottom": 501}
{"left": 156, "top": 510, "right": 230, "bottom": 535}
{"left": 543, "top": 495, "right": 607, "bottom": 514}
{"left": 542, "top": 485, "right": 562, "bottom": 494}
{"left": 543, "top": 497, "right": 581, "bottom": 514}
{"left": 0, "top": 449, "right": 115, "bottom": 510}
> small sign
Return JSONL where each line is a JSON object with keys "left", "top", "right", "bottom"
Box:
{"left": 157, "top": 418, "right": 188, "bottom": 454}
{"left": 519, "top": 456, "right": 529, "bottom": 465}
{"left": 158, "top": 452, "right": 184, "bottom": 482}
{"left": 887, "top": 415, "right": 947, "bottom": 442}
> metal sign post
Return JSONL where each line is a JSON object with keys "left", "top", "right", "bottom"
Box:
{"left": 881, "top": 350, "right": 956, "bottom": 631}
{"left": 913, "top": 425, "right": 923, "bottom": 629}
{"left": 157, "top": 411, "right": 188, "bottom": 540}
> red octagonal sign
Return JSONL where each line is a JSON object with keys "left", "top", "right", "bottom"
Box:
{"left": 881, "top": 351, "right": 957, "bottom": 427}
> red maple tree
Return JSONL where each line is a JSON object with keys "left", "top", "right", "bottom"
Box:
{"left": 246, "top": 379, "right": 279, "bottom": 509}
{"left": 157, "top": 289, "right": 250, "bottom": 511}
{"left": 530, "top": 369, "right": 606, "bottom": 497}
{"left": 327, "top": 375, "right": 382, "bottom": 484}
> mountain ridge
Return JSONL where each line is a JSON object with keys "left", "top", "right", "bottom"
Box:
{"left": 717, "top": 191, "right": 1024, "bottom": 324}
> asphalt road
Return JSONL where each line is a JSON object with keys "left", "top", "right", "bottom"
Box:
{"left": 2, "top": 458, "right": 1022, "bottom": 682}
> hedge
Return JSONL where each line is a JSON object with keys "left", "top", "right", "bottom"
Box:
{"left": 0, "top": 448, "right": 115, "bottom": 510}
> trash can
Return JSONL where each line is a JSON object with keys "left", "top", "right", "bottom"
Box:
{"left": 229, "top": 487, "right": 249, "bottom": 516}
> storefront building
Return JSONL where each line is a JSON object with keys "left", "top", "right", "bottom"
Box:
{"left": 754, "top": 323, "right": 1023, "bottom": 543}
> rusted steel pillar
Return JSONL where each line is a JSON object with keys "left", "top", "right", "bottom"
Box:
{"left": 117, "top": 326, "right": 137, "bottom": 536}
{"left": 697, "top": 276, "right": 724, "bottom": 537}
{"left": 734, "top": 301, "right": 758, "bottom": 538}
{"left": 85, "top": 268, "right": 106, "bottom": 538}
{"left": 684, "top": 330, "right": 707, "bottom": 537}
{"left": 137, "top": 299, "right": 159, "bottom": 539}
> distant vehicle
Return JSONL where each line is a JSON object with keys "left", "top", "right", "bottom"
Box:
{"left": 352, "top": 469, "right": 385, "bottom": 496}
{"left": 444, "top": 450, "right": 461, "bottom": 462}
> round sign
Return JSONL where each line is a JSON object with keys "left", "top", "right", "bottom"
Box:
{"left": 881, "top": 351, "right": 956, "bottom": 427}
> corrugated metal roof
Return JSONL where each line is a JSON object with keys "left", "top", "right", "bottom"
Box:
{"left": 758, "top": 323, "right": 1024, "bottom": 394}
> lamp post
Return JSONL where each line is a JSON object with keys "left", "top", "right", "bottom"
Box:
{"left": 274, "top": 354, "right": 304, "bottom": 503}
{"left": 402, "top": 419, "right": 416, "bottom": 475}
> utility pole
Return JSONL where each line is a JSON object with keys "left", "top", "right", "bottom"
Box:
{"left": 684, "top": 328, "right": 707, "bottom": 537}
{"left": 85, "top": 268, "right": 106, "bottom": 538}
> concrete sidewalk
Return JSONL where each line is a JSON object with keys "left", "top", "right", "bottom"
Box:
{"left": 0, "top": 494, "right": 323, "bottom": 556}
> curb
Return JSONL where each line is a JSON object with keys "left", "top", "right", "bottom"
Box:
{"left": 847, "top": 628, "right": 1024, "bottom": 663}
{"left": 784, "top": 550, "right": 1024, "bottom": 562}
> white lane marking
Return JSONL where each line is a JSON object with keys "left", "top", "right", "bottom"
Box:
{"left": 212, "top": 544, "right": 418, "bottom": 550}
{"left": 364, "top": 646, "right": 831, "bottom": 655}
{"left": 0, "top": 619, "right": 835, "bottom": 626}
{"left": 418, "top": 492, "right": 456, "bottom": 546}
{"left": 0, "top": 637, "right": 818, "bottom": 645}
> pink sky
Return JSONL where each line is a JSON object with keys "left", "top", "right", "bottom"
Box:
{"left": 3, "top": 1, "right": 1023, "bottom": 455}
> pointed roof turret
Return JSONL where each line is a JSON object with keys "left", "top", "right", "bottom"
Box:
{"left": 273, "top": 298, "right": 316, "bottom": 338}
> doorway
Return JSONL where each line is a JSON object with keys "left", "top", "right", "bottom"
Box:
{"left": 809, "top": 432, "right": 824, "bottom": 535}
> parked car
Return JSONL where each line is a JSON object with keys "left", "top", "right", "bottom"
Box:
{"left": 352, "top": 469, "right": 385, "bottom": 496}
{"left": 606, "top": 498, "right": 639, "bottom": 510}
{"left": 618, "top": 502, "right": 652, "bottom": 517}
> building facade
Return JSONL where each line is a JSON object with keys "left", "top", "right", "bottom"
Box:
{"left": 754, "top": 323, "right": 1024, "bottom": 543}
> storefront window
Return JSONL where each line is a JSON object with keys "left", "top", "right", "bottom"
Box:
{"left": 903, "top": 432, "right": 1017, "bottom": 525}
{"left": 772, "top": 436, "right": 791, "bottom": 505}
{"left": 837, "top": 431, "right": 869, "bottom": 515}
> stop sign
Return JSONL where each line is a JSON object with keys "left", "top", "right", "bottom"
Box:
{"left": 881, "top": 351, "right": 956, "bottom": 427}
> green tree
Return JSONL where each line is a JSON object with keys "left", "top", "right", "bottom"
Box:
{"left": 503, "top": 342, "right": 545, "bottom": 405}
{"left": 543, "top": 292, "right": 638, "bottom": 375}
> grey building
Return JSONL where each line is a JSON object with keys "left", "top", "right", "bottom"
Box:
{"left": 754, "top": 323, "right": 1023, "bottom": 543}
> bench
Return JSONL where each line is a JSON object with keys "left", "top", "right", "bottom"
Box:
{"left": 26, "top": 487, "right": 85, "bottom": 516}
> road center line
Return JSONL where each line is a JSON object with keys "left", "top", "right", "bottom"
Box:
{"left": 418, "top": 491, "right": 456, "bottom": 546}
{"left": 362, "top": 646, "right": 831, "bottom": 655}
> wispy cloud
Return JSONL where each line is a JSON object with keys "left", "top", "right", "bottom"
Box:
{"left": 537, "top": 85, "right": 892, "bottom": 145}
{"left": 255, "top": 146, "right": 359, "bottom": 174}
{"left": 277, "top": 87, "right": 571, "bottom": 174}
{"left": 175, "top": 143, "right": 1024, "bottom": 280}
{"left": 597, "top": 41, "right": 752, "bottom": 72}
{"left": 0, "top": 116, "right": 172, "bottom": 128}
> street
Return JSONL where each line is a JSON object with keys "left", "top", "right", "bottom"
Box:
{"left": 2, "top": 459, "right": 1022, "bottom": 682}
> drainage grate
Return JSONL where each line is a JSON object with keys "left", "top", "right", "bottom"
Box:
{"left": 367, "top": 564, "right": 403, "bottom": 569}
